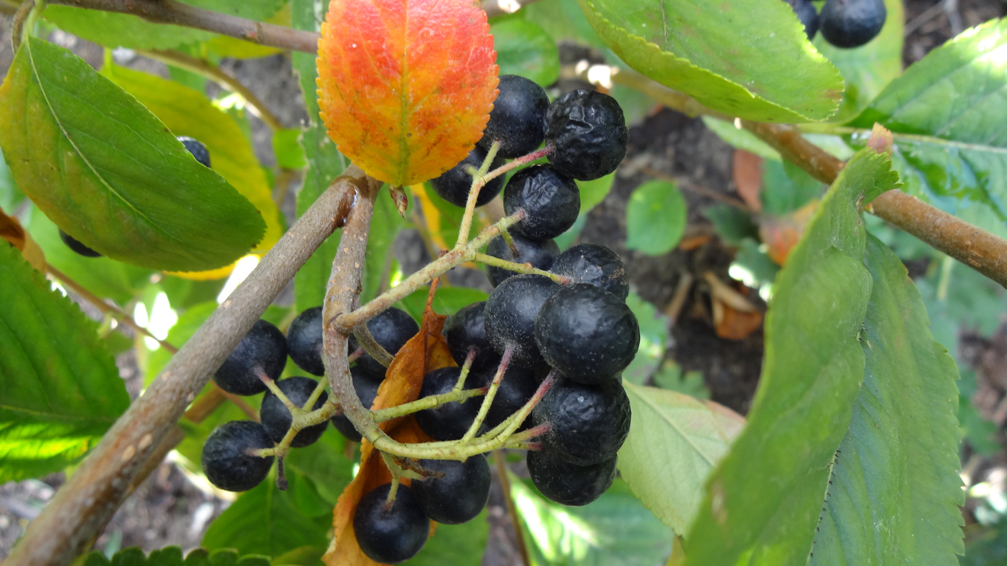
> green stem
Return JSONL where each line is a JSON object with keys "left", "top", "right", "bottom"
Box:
{"left": 372, "top": 387, "right": 487, "bottom": 423}
{"left": 470, "top": 251, "right": 570, "bottom": 283}
{"left": 457, "top": 141, "right": 501, "bottom": 245}
{"left": 459, "top": 347, "right": 514, "bottom": 444}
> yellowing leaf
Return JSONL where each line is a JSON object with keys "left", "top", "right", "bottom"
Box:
{"left": 317, "top": 0, "right": 498, "bottom": 187}
{"left": 0, "top": 207, "right": 45, "bottom": 272}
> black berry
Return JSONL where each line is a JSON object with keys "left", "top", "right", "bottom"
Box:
{"left": 545, "top": 90, "right": 628, "bottom": 181}
{"left": 331, "top": 367, "right": 382, "bottom": 442}
{"left": 785, "top": 0, "right": 819, "bottom": 40}
{"left": 478, "top": 75, "right": 549, "bottom": 159}
{"left": 484, "top": 274, "right": 559, "bottom": 367}
{"left": 354, "top": 483, "right": 430, "bottom": 564}
{"left": 550, "top": 244, "right": 629, "bottom": 300}
{"left": 260, "top": 376, "right": 328, "bottom": 448}
{"left": 201, "top": 421, "right": 274, "bottom": 492}
{"left": 503, "top": 165, "right": 580, "bottom": 241}
{"left": 443, "top": 302, "right": 501, "bottom": 373}
{"left": 485, "top": 232, "right": 560, "bottom": 287}
{"left": 430, "top": 147, "right": 506, "bottom": 208}
{"left": 819, "top": 0, "right": 886, "bottom": 48}
{"left": 532, "top": 377, "right": 631, "bottom": 465}
{"left": 177, "top": 136, "right": 211, "bottom": 168}
{"left": 527, "top": 450, "right": 616, "bottom": 506}
{"left": 348, "top": 307, "right": 420, "bottom": 379}
{"left": 474, "top": 364, "right": 540, "bottom": 430}
{"left": 287, "top": 306, "right": 324, "bottom": 376}
{"left": 415, "top": 367, "right": 483, "bottom": 441}
{"left": 535, "top": 284, "right": 639, "bottom": 384}
{"left": 412, "top": 456, "right": 491, "bottom": 524}
{"left": 58, "top": 229, "right": 101, "bottom": 258}
{"left": 214, "top": 319, "right": 288, "bottom": 396}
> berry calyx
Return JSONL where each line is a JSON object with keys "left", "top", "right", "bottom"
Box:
{"left": 415, "top": 367, "right": 483, "bottom": 441}
{"left": 478, "top": 75, "right": 549, "bottom": 159}
{"left": 58, "top": 229, "right": 101, "bottom": 258}
{"left": 532, "top": 377, "right": 631, "bottom": 465}
{"left": 545, "top": 89, "right": 628, "bottom": 181}
{"left": 348, "top": 307, "right": 420, "bottom": 379}
{"left": 354, "top": 483, "right": 430, "bottom": 564}
{"left": 411, "top": 456, "right": 491, "bottom": 524}
{"left": 535, "top": 284, "right": 640, "bottom": 384}
{"left": 785, "top": 0, "right": 820, "bottom": 40}
{"left": 287, "top": 306, "right": 324, "bottom": 376}
{"left": 443, "top": 302, "right": 501, "bottom": 373}
{"left": 177, "top": 136, "right": 211, "bottom": 168}
{"left": 201, "top": 421, "right": 274, "bottom": 492}
{"left": 331, "top": 367, "right": 382, "bottom": 442}
{"left": 503, "top": 165, "right": 580, "bottom": 241}
{"left": 485, "top": 231, "right": 560, "bottom": 287}
{"left": 484, "top": 274, "right": 560, "bottom": 367}
{"left": 214, "top": 319, "right": 288, "bottom": 396}
{"left": 550, "top": 243, "right": 629, "bottom": 300}
{"left": 819, "top": 0, "right": 886, "bottom": 48}
{"left": 260, "top": 376, "right": 328, "bottom": 448}
{"left": 430, "top": 147, "right": 506, "bottom": 208}
{"left": 527, "top": 449, "right": 616, "bottom": 506}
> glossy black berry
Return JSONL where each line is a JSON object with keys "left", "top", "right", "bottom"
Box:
{"left": 287, "top": 306, "right": 324, "bottom": 376}
{"left": 484, "top": 274, "right": 559, "bottom": 367}
{"left": 478, "top": 75, "right": 549, "bottom": 159}
{"left": 485, "top": 231, "right": 560, "bottom": 287}
{"left": 532, "top": 377, "right": 631, "bottom": 465}
{"left": 412, "top": 456, "right": 491, "bottom": 524}
{"left": 444, "top": 302, "right": 501, "bottom": 373}
{"left": 354, "top": 483, "right": 429, "bottom": 564}
{"left": 201, "top": 421, "right": 274, "bottom": 492}
{"left": 58, "top": 229, "right": 101, "bottom": 258}
{"left": 331, "top": 367, "right": 382, "bottom": 442}
{"left": 535, "top": 284, "right": 639, "bottom": 384}
{"left": 214, "top": 319, "right": 288, "bottom": 396}
{"left": 503, "top": 165, "right": 580, "bottom": 241}
{"left": 819, "top": 0, "right": 886, "bottom": 48}
{"left": 545, "top": 89, "right": 628, "bottom": 181}
{"left": 474, "top": 364, "right": 540, "bottom": 430}
{"left": 177, "top": 136, "right": 211, "bottom": 168}
{"left": 551, "top": 244, "right": 628, "bottom": 300}
{"left": 260, "top": 377, "right": 328, "bottom": 448}
{"left": 430, "top": 147, "right": 506, "bottom": 208}
{"left": 415, "top": 367, "right": 483, "bottom": 441}
{"left": 527, "top": 449, "right": 616, "bottom": 506}
{"left": 348, "top": 307, "right": 420, "bottom": 379}
{"left": 785, "top": 0, "right": 819, "bottom": 40}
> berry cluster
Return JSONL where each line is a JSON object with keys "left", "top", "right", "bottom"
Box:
{"left": 784, "top": 0, "right": 886, "bottom": 47}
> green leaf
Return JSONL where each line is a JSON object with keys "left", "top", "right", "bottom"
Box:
{"left": 404, "top": 510, "right": 489, "bottom": 565}
{"left": 492, "top": 19, "right": 561, "bottom": 87}
{"left": 272, "top": 129, "right": 308, "bottom": 171}
{"left": 82, "top": 547, "right": 274, "bottom": 566}
{"left": 283, "top": 428, "right": 354, "bottom": 505}
{"left": 203, "top": 468, "right": 330, "bottom": 557}
{"left": 579, "top": 173, "right": 615, "bottom": 214}
{"left": 577, "top": 0, "right": 843, "bottom": 122}
{"left": 808, "top": 234, "right": 964, "bottom": 564}
{"left": 848, "top": 18, "right": 1007, "bottom": 220}
{"left": 101, "top": 58, "right": 283, "bottom": 259}
{"left": 362, "top": 189, "right": 406, "bottom": 303}
{"left": 617, "top": 383, "right": 744, "bottom": 534}
{"left": 625, "top": 180, "right": 686, "bottom": 255}
{"left": 0, "top": 242, "right": 129, "bottom": 482}
{"left": 147, "top": 302, "right": 218, "bottom": 386}
{"left": 521, "top": 0, "right": 605, "bottom": 48}
{"left": 622, "top": 293, "right": 667, "bottom": 386}
{"left": 512, "top": 477, "right": 674, "bottom": 565}
{"left": 0, "top": 38, "right": 265, "bottom": 272}
{"left": 704, "top": 204, "right": 759, "bottom": 247}
{"left": 730, "top": 238, "right": 780, "bottom": 299}
{"left": 399, "top": 287, "right": 491, "bottom": 323}
{"left": 760, "top": 159, "right": 823, "bottom": 216}
{"left": 683, "top": 150, "right": 898, "bottom": 565}
{"left": 701, "top": 117, "right": 781, "bottom": 161}
{"left": 0, "top": 145, "right": 26, "bottom": 212}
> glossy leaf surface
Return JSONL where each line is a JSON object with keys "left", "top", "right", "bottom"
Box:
{"left": 492, "top": 19, "right": 560, "bottom": 87}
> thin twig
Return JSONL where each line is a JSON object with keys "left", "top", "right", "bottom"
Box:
{"left": 494, "top": 451, "right": 531, "bottom": 566}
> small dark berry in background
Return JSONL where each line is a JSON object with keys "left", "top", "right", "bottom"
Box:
{"left": 545, "top": 89, "right": 628, "bottom": 181}
{"left": 485, "top": 231, "right": 559, "bottom": 287}
{"left": 785, "top": 0, "right": 819, "bottom": 40}
{"left": 444, "top": 302, "right": 501, "bottom": 373}
{"left": 473, "top": 364, "right": 540, "bottom": 430}
{"left": 354, "top": 483, "right": 429, "bottom": 564}
{"left": 214, "top": 319, "right": 288, "bottom": 396}
{"left": 532, "top": 377, "right": 631, "bottom": 466}
{"left": 478, "top": 75, "right": 549, "bottom": 159}
{"left": 287, "top": 306, "right": 324, "bottom": 376}
{"left": 503, "top": 164, "right": 580, "bottom": 241}
{"left": 331, "top": 367, "right": 382, "bottom": 442}
{"left": 535, "top": 284, "right": 640, "bottom": 384}
{"left": 819, "top": 0, "right": 886, "bottom": 48}
{"left": 348, "top": 307, "right": 419, "bottom": 379}
{"left": 58, "top": 229, "right": 102, "bottom": 258}
{"left": 412, "top": 456, "right": 491, "bottom": 524}
{"left": 201, "top": 421, "right": 274, "bottom": 492}
{"left": 415, "top": 367, "right": 483, "bottom": 441}
{"left": 260, "top": 376, "right": 328, "bottom": 448}
{"left": 484, "top": 274, "right": 559, "bottom": 368}
{"left": 551, "top": 243, "right": 629, "bottom": 300}
{"left": 177, "top": 136, "right": 211, "bottom": 168}
{"left": 527, "top": 450, "right": 617, "bottom": 506}
{"left": 430, "top": 146, "right": 506, "bottom": 208}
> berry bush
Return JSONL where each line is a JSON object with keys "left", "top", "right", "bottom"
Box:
{"left": 1, "top": 0, "right": 1005, "bottom": 564}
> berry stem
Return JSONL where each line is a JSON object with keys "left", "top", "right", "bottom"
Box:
{"left": 371, "top": 386, "right": 488, "bottom": 423}
{"left": 469, "top": 251, "right": 570, "bottom": 284}
{"left": 459, "top": 346, "right": 515, "bottom": 444}
{"left": 456, "top": 141, "right": 501, "bottom": 245}
{"left": 482, "top": 144, "right": 554, "bottom": 186}
{"left": 451, "top": 349, "right": 478, "bottom": 393}
{"left": 255, "top": 368, "right": 299, "bottom": 412}
{"left": 353, "top": 323, "right": 395, "bottom": 368}
{"left": 499, "top": 226, "right": 520, "bottom": 257}
{"left": 347, "top": 346, "right": 365, "bottom": 364}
